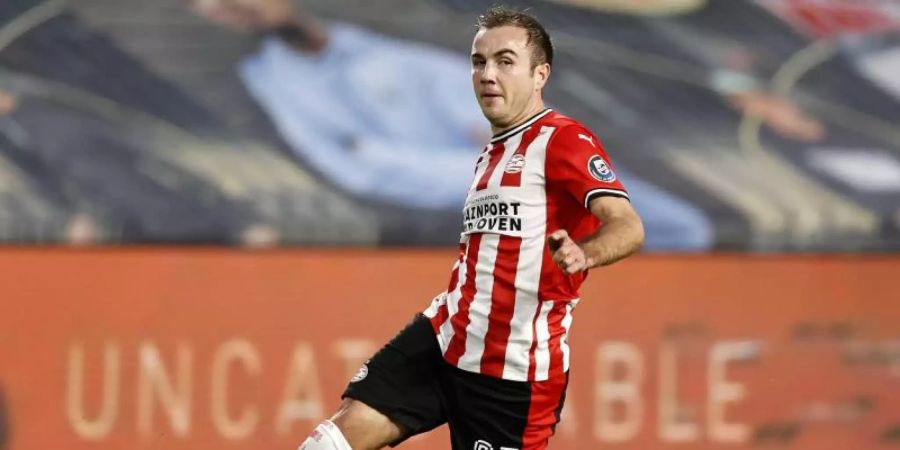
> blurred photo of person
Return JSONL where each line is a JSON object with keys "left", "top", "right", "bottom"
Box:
{"left": 189, "top": 0, "right": 716, "bottom": 250}
{"left": 190, "top": 0, "right": 489, "bottom": 210}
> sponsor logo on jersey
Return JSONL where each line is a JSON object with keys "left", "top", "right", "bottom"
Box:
{"left": 462, "top": 194, "right": 523, "bottom": 235}
{"left": 588, "top": 155, "right": 616, "bottom": 182}
{"left": 504, "top": 154, "right": 527, "bottom": 173}
{"left": 350, "top": 363, "right": 369, "bottom": 383}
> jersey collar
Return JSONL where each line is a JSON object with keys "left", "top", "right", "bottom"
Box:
{"left": 490, "top": 108, "right": 553, "bottom": 144}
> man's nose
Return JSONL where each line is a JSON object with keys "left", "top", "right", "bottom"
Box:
{"left": 480, "top": 62, "right": 498, "bottom": 83}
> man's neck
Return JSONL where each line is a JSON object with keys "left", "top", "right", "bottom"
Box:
{"left": 491, "top": 101, "right": 546, "bottom": 136}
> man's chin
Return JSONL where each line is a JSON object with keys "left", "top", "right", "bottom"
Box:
{"left": 480, "top": 107, "right": 506, "bottom": 124}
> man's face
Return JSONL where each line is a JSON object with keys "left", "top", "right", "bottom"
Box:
{"left": 471, "top": 26, "right": 548, "bottom": 130}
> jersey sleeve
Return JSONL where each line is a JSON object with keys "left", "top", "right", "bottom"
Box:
{"left": 545, "top": 125, "right": 629, "bottom": 209}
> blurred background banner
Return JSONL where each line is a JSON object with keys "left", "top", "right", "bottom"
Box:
{"left": 0, "top": 0, "right": 898, "bottom": 250}
{"left": 0, "top": 250, "right": 898, "bottom": 450}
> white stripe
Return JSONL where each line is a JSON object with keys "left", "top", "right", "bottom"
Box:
{"left": 501, "top": 133, "right": 549, "bottom": 381}
{"left": 561, "top": 300, "right": 578, "bottom": 372}
{"left": 584, "top": 188, "right": 629, "bottom": 208}
{"left": 439, "top": 251, "right": 469, "bottom": 355}
{"left": 523, "top": 126, "right": 554, "bottom": 188}
{"left": 487, "top": 133, "right": 524, "bottom": 188}
{"left": 533, "top": 300, "right": 554, "bottom": 381}
{"left": 501, "top": 237, "right": 542, "bottom": 381}
{"left": 422, "top": 292, "right": 447, "bottom": 319}
{"left": 456, "top": 234, "right": 500, "bottom": 373}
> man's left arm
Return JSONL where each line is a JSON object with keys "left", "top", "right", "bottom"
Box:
{"left": 549, "top": 196, "right": 644, "bottom": 274}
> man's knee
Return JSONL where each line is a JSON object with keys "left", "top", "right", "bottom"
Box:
{"left": 297, "top": 419, "right": 351, "bottom": 450}
{"left": 331, "top": 398, "right": 404, "bottom": 449}
{"left": 298, "top": 399, "right": 403, "bottom": 450}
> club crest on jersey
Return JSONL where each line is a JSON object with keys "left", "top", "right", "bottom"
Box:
{"left": 350, "top": 363, "right": 369, "bottom": 383}
{"left": 588, "top": 155, "right": 616, "bottom": 182}
{"left": 504, "top": 154, "right": 526, "bottom": 174}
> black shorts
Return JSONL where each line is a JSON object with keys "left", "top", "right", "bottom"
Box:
{"left": 342, "top": 314, "right": 568, "bottom": 450}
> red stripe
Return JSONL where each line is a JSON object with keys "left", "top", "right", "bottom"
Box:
{"left": 500, "top": 124, "right": 542, "bottom": 187}
{"left": 546, "top": 302, "right": 568, "bottom": 380}
{"left": 429, "top": 303, "right": 449, "bottom": 334}
{"left": 478, "top": 235, "right": 522, "bottom": 377}
{"left": 475, "top": 143, "right": 504, "bottom": 191}
{"left": 443, "top": 234, "right": 482, "bottom": 365}
{"left": 521, "top": 374, "right": 568, "bottom": 449}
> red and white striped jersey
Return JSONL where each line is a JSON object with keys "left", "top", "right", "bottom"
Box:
{"left": 424, "top": 109, "right": 629, "bottom": 382}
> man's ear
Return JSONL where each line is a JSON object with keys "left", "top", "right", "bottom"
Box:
{"left": 534, "top": 63, "right": 551, "bottom": 91}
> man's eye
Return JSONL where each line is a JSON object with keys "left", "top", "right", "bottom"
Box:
{"left": 500, "top": 60, "right": 513, "bottom": 66}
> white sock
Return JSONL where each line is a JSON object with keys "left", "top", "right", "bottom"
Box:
{"left": 297, "top": 420, "right": 352, "bottom": 450}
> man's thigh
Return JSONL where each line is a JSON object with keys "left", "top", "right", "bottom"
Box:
{"left": 440, "top": 364, "right": 568, "bottom": 450}
{"left": 341, "top": 314, "right": 446, "bottom": 446}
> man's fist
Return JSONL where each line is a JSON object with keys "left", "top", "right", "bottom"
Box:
{"left": 548, "top": 230, "right": 588, "bottom": 274}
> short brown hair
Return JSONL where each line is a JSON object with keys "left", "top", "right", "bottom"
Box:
{"left": 476, "top": 6, "right": 554, "bottom": 69}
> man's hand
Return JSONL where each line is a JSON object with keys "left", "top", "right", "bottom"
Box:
{"left": 548, "top": 230, "right": 590, "bottom": 274}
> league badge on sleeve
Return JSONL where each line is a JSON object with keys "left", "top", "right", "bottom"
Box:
{"left": 588, "top": 155, "right": 616, "bottom": 182}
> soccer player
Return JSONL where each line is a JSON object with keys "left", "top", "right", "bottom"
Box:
{"left": 298, "top": 6, "right": 644, "bottom": 450}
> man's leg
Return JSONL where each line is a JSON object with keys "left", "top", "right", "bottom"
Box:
{"left": 298, "top": 399, "right": 402, "bottom": 450}
{"left": 298, "top": 314, "right": 446, "bottom": 450}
